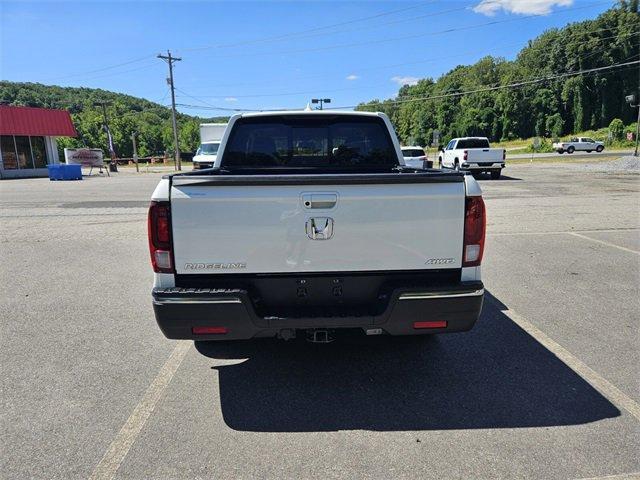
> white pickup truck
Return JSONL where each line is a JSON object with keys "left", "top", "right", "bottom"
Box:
{"left": 439, "top": 137, "right": 506, "bottom": 179}
{"left": 552, "top": 137, "right": 604, "bottom": 154}
{"left": 148, "top": 111, "right": 485, "bottom": 342}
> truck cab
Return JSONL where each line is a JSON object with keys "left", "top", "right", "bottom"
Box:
{"left": 192, "top": 141, "right": 220, "bottom": 170}
{"left": 192, "top": 123, "right": 227, "bottom": 170}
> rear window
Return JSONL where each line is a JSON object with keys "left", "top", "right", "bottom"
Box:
{"left": 402, "top": 148, "right": 425, "bottom": 157}
{"left": 221, "top": 115, "right": 398, "bottom": 170}
{"left": 456, "top": 138, "right": 490, "bottom": 149}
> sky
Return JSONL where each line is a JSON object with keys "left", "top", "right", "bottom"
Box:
{"left": 0, "top": 0, "right": 615, "bottom": 116}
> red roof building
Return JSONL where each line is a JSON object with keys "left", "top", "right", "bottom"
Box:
{"left": 0, "top": 105, "right": 77, "bottom": 137}
{"left": 0, "top": 105, "right": 78, "bottom": 178}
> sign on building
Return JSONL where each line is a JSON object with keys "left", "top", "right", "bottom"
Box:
{"left": 64, "top": 148, "right": 104, "bottom": 167}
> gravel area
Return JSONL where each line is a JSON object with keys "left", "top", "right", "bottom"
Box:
{"left": 579, "top": 155, "right": 640, "bottom": 173}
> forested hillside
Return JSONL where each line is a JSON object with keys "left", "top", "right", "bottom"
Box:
{"left": 0, "top": 82, "right": 228, "bottom": 158}
{"left": 356, "top": 2, "right": 639, "bottom": 145}
{"left": 1, "top": 2, "right": 638, "bottom": 154}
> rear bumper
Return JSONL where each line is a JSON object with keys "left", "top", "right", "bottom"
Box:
{"left": 152, "top": 281, "right": 484, "bottom": 340}
{"left": 462, "top": 162, "right": 504, "bottom": 170}
{"left": 192, "top": 162, "right": 214, "bottom": 170}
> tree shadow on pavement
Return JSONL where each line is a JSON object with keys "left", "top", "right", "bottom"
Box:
{"left": 195, "top": 291, "right": 619, "bottom": 432}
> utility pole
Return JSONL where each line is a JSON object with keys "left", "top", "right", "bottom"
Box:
{"left": 636, "top": 106, "right": 640, "bottom": 157}
{"left": 625, "top": 94, "right": 639, "bottom": 157}
{"left": 94, "top": 100, "right": 117, "bottom": 172}
{"left": 311, "top": 98, "right": 331, "bottom": 110}
{"left": 158, "top": 50, "right": 182, "bottom": 170}
{"left": 131, "top": 131, "right": 139, "bottom": 173}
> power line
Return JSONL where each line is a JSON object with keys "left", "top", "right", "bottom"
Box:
{"left": 178, "top": 0, "right": 607, "bottom": 55}
{"left": 37, "top": 55, "right": 155, "bottom": 82}
{"left": 173, "top": 61, "right": 639, "bottom": 114}
{"left": 189, "top": 1, "right": 611, "bottom": 60}
{"left": 178, "top": 1, "right": 438, "bottom": 52}
{"left": 174, "top": 25, "right": 640, "bottom": 91}
{"left": 179, "top": 41, "right": 524, "bottom": 91}
{"left": 335, "top": 60, "right": 640, "bottom": 109}
{"left": 173, "top": 34, "right": 639, "bottom": 101}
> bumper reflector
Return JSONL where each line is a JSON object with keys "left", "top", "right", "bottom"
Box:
{"left": 413, "top": 321, "right": 447, "bottom": 329}
{"left": 192, "top": 326, "right": 228, "bottom": 335}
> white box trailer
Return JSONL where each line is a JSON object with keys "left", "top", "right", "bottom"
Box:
{"left": 192, "top": 123, "right": 228, "bottom": 170}
{"left": 200, "top": 123, "right": 227, "bottom": 143}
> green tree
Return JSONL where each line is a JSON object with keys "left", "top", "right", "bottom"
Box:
{"left": 357, "top": 4, "right": 640, "bottom": 143}
{"left": 608, "top": 118, "right": 625, "bottom": 140}
{"left": 546, "top": 113, "right": 564, "bottom": 138}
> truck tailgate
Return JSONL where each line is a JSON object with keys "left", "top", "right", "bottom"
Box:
{"left": 467, "top": 148, "right": 503, "bottom": 163}
{"left": 170, "top": 174, "right": 465, "bottom": 275}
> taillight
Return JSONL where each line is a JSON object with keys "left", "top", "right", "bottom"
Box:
{"left": 463, "top": 150, "right": 468, "bottom": 161}
{"left": 462, "top": 196, "right": 486, "bottom": 267}
{"left": 148, "top": 201, "right": 174, "bottom": 273}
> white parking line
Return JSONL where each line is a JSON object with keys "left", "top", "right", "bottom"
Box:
{"left": 488, "top": 227, "right": 639, "bottom": 237}
{"left": 575, "top": 472, "right": 640, "bottom": 480}
{"left": 494, "top": 303, "right": 640, "bottom": 423}
{"left": 88, "top": 341, "right": 192, "bottom": 480}
{"left": 568, "top": 232, "right": 640, "bottom": 255}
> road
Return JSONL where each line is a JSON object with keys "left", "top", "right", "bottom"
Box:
{"left": 508, "top": 149, "right": 634, "bottom": 160}
{"left": 1, "top": 161, "right": 639, "bottom": 479}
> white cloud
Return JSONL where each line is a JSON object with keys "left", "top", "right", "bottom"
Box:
{"left": 346, "top": 74, "right": 359, "bottom": 81}
{"left": 473, "top": 0, "right": 573, "bottom": 16}
{"left": 224, "top": 97, "right": 238, "bottom": 102}
{"left": 391, "top": 76, "right": 419, "bottom": 87}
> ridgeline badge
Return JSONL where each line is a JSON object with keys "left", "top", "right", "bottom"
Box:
{"left": 184, "top": 262, "right": 247, "bottom": 270}
{"left": 425, "top": 258, "right": 455, "bottom": 265}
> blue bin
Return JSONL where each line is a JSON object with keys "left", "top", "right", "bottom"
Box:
{"left": 47, "top": 164, "right": 63, "bottom": 180}
{"left": 62, "top": 164, "right": 82, "bottom": 180}
{"left": 48, "top": 164, "right": 82, "bottom": 181}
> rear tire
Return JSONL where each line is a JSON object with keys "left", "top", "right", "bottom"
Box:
{"left": 491, "top": 169, "right": 501, "bottom": 180}
{"left": 596, "top": 145, "right": 604, "bottom": 152}
{"left": 558, "top": 149, "right": 564, "bottom": 154}
{"left": 586, "top": 150, "right": 592, "bottom": 153}
{"left": 454, "top": 160, "right": 460, "bottom": 172}
{"left": 567, "top": 146, "right": 575, "bottom": 154}
{"left": 438, "top": 157, "right": 443, "bottom": 169}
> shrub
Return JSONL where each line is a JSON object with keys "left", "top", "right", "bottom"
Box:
{"left": 545, "top": 114, "right": 564, "bottom": 139}
{"left": 608, "top": 118, "right": 624, "bottom": 140}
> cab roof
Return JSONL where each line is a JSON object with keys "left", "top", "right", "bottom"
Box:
{"left": 235, "top": 110, "right": 383, "bottom": 119}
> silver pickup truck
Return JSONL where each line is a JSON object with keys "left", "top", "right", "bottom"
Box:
{"left": 148, "top": 111, "right": 486, "bottom": 342}
{"left": 553, "top": 137, "right": 604, "bottom": 154}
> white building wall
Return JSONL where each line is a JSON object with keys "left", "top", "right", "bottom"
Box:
{"left": 46, "top": 137, "right": 60, "bottom": 164}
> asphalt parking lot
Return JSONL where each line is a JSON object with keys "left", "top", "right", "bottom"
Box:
{"left": 1, "top": 160, "right": 639, "bottom": 479}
